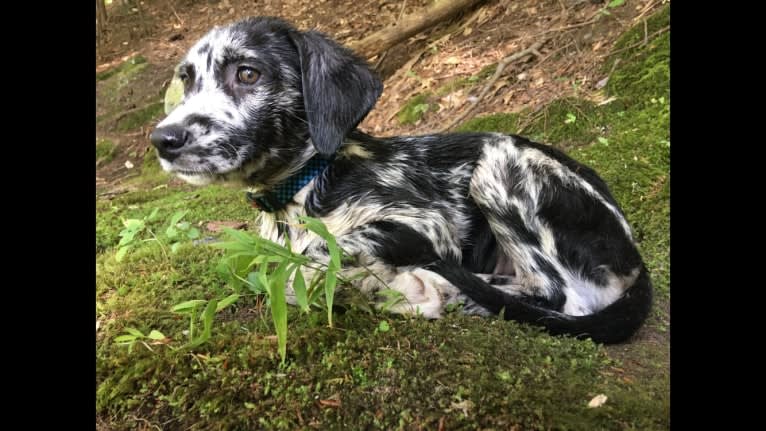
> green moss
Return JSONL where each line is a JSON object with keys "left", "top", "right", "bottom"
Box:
{"left": 475, "top": 63, "right": 498, "bottom": 80}
{"left": 457, "top": 112, "right": 519, "bottom": 134}
{"left": 397, "top": 93, "right": 433, "bottom": 125}
{"left": 97, "top": 300, "right": 669, "bottom": 430}
{"left": 141, "top": 147, "right": 161, "bottom": 175}
{"left": 524, "top": 98, "right": 603, "bottom": 148}
{"left": 457, "top": 98, "right": 604, "bottom": 150}
{"left": 97, "top": 56, "right": 158, "bottom": 130}
{"left": 96, "top": 55, "right": 147, "bottom": 81}
{"left": 132, "top": 147, "right": 170, "bottom": 187}
{"left": 606, "top": 5, "right": 670, "bottom": 109}
{"left": 115, "top": 102, "right": 165, "bottom": 132}
{"left": 96, "top": 139, "right": 117, "bottom": 164}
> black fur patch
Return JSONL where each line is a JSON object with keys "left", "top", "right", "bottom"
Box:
{"left": 197, "top": 42, "right": 211, "bottom": 55}
{"left": 361, "top": 221, "right": 441, "bottom": 267}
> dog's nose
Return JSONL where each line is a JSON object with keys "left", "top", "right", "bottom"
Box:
{"left": 150, "top": 125, "right": 189, "bottom": 153}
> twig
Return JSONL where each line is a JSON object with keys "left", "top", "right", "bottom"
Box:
{"left": 563, "top": 98, "right": 593, "bottom": 127}
{"left": 644, "top": 19, "right": 648, "bottom": 46}
{"left": 516, "top": 110, "right": 545, "bottom": 135}
{"left": 596, "top": 25, "right": 669, "bottom": 59}
{"left": 129, "top": 415, "right": 162, "bottom": 431}
{"left": 535, "top": 40, "right": 573, "bottom": 68}
{"left": 97, "top": 189, "right": 130, "bottom": 199}
{"left": 146, "top": 228, "right": 169, "bottom": 259}
{"left": 440, "top": 39, "right": 548, "bottom": 132}
{"left": 373, "top": 50, "right": 389, "bottom": 71}
{"left": 634, "top": 0, "right": 662, "bottom": 22}
{"left": 166, "top": 0, "right": 184, "bottom": 27}
{"left": 530, "top": 15, "right": 599, "bottom": 38}
{"left": 384, "top": 50, "right": 427, "bottom": 122}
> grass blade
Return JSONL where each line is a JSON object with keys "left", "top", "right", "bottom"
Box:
{"left": 292, "top": 266, "right": 309, "bottom": 313}
{"left": 147, "top": 330, "right": 166, "bottom": 340}
{"left": 114, "top": 334, "right": 137, "bottom": 343}
{"left": 268, "top": 261, "right": 290, "bottom": 365}
{"left": 199, "top": 299, "right": 218, "bottom": 344}
{"left": 169, "top": 210, "right": 189, "bottom": 226}
{"left": 172, "top": 299, "right": 207, "bottom": 313}
{"left": 125, "top": 327, "right": 144, "bottom": 337}
{"left": 325, "top": 270, "right": 337, "bottom": 328}
{"left": 216, "top": 294, "right": 240, "bottom": 312}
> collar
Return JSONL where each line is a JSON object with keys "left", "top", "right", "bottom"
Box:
{"left": 246, "top": 155, "right": 330, "bottom": 212}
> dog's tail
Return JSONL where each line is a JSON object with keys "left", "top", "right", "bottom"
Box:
{"left": 426, "top": 261, "right": 653, "bottom": 344}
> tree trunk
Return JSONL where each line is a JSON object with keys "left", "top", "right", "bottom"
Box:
{"left": 96, "top": 0, "right": 108, "bottom": 39}
{"left": 348, "top": 0, "right": 486, "bottom": 58}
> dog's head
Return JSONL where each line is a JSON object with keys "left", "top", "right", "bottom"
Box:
{"left": 150, "top": 17, "right": 383, "bottom": 186}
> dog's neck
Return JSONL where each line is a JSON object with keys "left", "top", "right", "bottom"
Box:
{"left": 246, "top": 154, "right": 329, "bottom": 212}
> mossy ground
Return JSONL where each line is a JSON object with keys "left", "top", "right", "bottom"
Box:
{"left": 96, "top": 55, "right": 147, "bottom": 81}
{"left": 97, "top": 138, "right": 117, "bottom": 166}
{"left": 97, "top": 7, "right": 669, "bottom": 430}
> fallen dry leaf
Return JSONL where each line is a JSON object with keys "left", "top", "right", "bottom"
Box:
{"left": 587, "top": 394, "right": 608, "bottom": 408}
{"left": 206, "top": 221, "right": 247, "bottom": 232}
{"left": 502, "top": 90, "right": 516, "bottom": 105}
{"left": 493, "top": 79, "right": 511, "bottom": 92}
{"left": 592, "top": 40, "right": 604, "bottom": 51}
{"left": 319, "top": 398, "right": 341, "bottom": 408}
{"left": 449, "top": 399, "right": 475, "bottom": 416}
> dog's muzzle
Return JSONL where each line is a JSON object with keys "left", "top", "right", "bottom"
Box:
{"left": 150, "top": 125, "right": 188, "bottom": 161}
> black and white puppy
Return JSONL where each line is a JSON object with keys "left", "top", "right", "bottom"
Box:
{"left": 150, "top": 17, "right": 652, "bottom": 344}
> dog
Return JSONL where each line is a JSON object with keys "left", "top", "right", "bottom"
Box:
{"left": 150, "top": 17, "right": 652, "bottom": 344}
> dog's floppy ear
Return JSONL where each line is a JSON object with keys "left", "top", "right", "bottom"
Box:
{"left": 289, "top": 29, "right": 383, "bottom": 157}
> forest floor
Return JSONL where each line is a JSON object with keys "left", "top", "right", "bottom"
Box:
{"left": 96, "top": 1, "right": 670, "bottom": 429}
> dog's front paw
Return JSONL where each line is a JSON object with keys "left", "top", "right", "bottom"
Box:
{"left": 383, "top": 269, "right": 462, "bottom": 319}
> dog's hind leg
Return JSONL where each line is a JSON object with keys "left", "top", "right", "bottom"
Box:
{"left": 468, "top": 138, "right": 567, "bottom": 311}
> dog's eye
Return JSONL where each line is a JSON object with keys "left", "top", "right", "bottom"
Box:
{"left": 237, "top": 67, "right": 260, "bottom": 85}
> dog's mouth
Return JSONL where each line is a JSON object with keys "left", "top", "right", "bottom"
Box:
{"left": 158, "top": 151, "right": 267, "bottom": 186}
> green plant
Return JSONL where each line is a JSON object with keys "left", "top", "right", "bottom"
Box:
{"left": 397, "top": 94, "right": 433, "bottom": 125}
{"left": 213, "top": 216, "right": 346, "bottom": 365}
{"left": 599, "top": 0, "right": 626, "bottom": 16}
{"left": 116, "top": 209, "right": 200, "bottom": 261}
{"left": 114, "top": 327, "right": 167, "bottom": 353}
{"left": 171, "top": 294, "right": 239, "bottom": 346}
{"left": 112, "top": 294, "right": 239, "bottom": 354}
{"left": 165, "top": 210, "right": 201, "bottom": 253}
